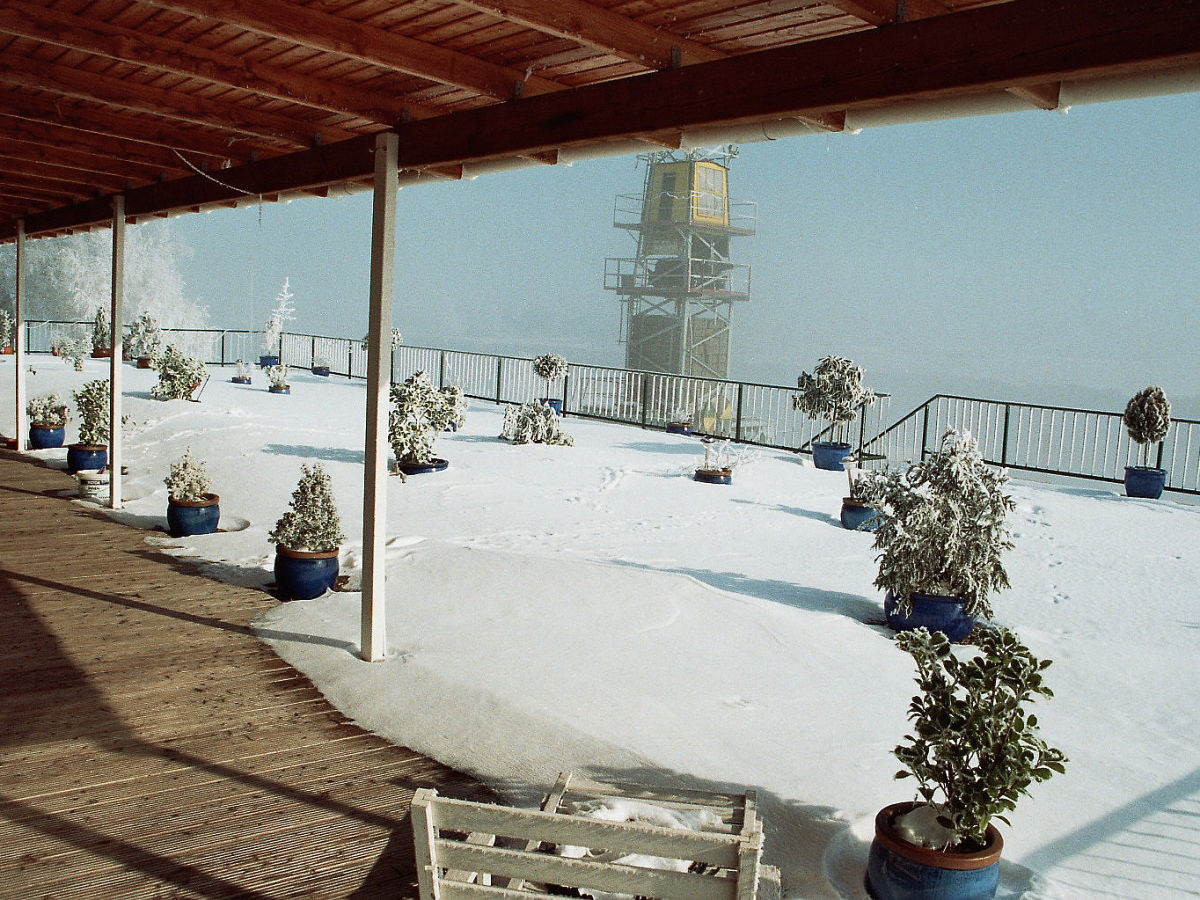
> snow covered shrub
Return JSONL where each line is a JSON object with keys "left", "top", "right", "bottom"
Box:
{"left": 72, "top": 378, "right": 109, "bottom": 446}
{"left": 91, "top": 306, "right": 111, "bottom": 351}
{"left": 235, "top": 359, "right": 253, "bottom": 380}
{"left": 266, "top": 364, "right": 290, "bottom": 389}
{"left": 269, "top": 462, "right": 344, "bottom": 552}
{"left": 866, "top": 430, "right": 1014, "bottom": 620}
{"left": 164, "top": 447, "right": 212, "bottom": 501}
{"left": 151, "top": 345, "right": 207, "bottom": 401}
{"left": 0, "top": 308, "right": 12, "bottom": 347}
{"left": 261, "top": 278, "right": 295, "bottom": 355}
{"left": 532, "top": 352, "right": 568, "bottom": 398}
{"left": 892, "top": 626, "right": 1067, "bottom": 851}
{"left": 1123, "top": 386, "right": 1171, "bottom": 468}
{"left": 58, "top": 336, "right": 88, "bottom": 371}
{"left": 360, "top": 328, "right": 403, "bottom": 351}
{"left": 125, "top": 311, "right": 163, "bottom": 360}
{"left": 792, "top": 355, "right": 877, "bottom": 443}
{"left": 27, "top": 393, "right": 68, "bottom": 427}
{"left": 388, "top": 370, "right": 464, "bottom": 464}
{"left": 501, "top": 401, "right": 574, "bottom": 446}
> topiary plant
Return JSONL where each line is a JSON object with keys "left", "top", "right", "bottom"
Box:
{"left": 72, "top": 378, "right": 109, "bottom": 446}
{"left": 792, "top": 355, "right": 877, "bottom": 444}
{"left": 1123, "top": 386, "right": 1171, "bottom": 469}
{"left": 865, "top": 430, "right": 1014, "bottom": 620}
{"left": 891, "top": 626, "right": 1067, "bottom": 851}
{"left": 532, "top": 352, "right": 568, "bottom": 399}
{"left": 164, "top": 447, "right": 212, "bottom": 502}
{"left": 92, "top": 307, "right": 111, "bottom": 351}
{"left": 151, "top": 345, "right": 207, "bottom": 400}
{"left": 269, "top": 462, "right": 345, "bottom": 552}
{"left": 27, "top": 393, "right": 69, "bottom": 427}
{"left": 388, "top": 370, "right": 465, "bottom": 465}
{"left": 501, "top": 401, "right": 574, "bottom": 446}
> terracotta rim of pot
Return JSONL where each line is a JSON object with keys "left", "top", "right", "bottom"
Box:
{"left": 31, "top": 422, "right": 65, "bottom": 430}
{"left": 842, "top": 497, "right": 873, "bottom": 507}
{"left": 874, "top": 802, "right": 1003, "bottom": 871}
{"left": 168, "top": 492, "right": 220, "bottom": 508}
{"left": 276, "top": 545, "right": 339, "bottom": 560}
{"left": 696, "top": 467, "right": 733, "bottom": 476}
{"left": 69, "top": 442, "right": 107, "bottom": 451}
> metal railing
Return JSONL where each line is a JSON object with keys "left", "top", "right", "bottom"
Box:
{"left": 864, "top": 394, "right": 1200, "bottom": 496}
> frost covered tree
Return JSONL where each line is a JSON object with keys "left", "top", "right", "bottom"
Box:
{"left": 269, "top": 463, "right": 345, "bottom": 552}
{"left": 125, "top": 312, "right": 164, "bottom": 360}
{"left": 164, "top": 447, "right": 212, "bottom": 501}
{"left": 1123, "top": 386, "right": 1171, "bottom": 468}
{"left": 262, "top": 278, "right": 295, "bottom": 355}
{"left": 0, "top": 308, "right": 13, "bottom": 348}
{"left": 501, "top": 401, "right": 574, "bottom": 446}
{"left": 151, "top": 345, "right": 207, "bottom": 400}
{"left": 72, "top": 379, "right": 110, "bottom": 447}
{"left": 792, "top": 355, "right": 877, "bottom": 443}
{"left": 92, "top": 306, "right": 111, "bottom": 351}
{"left": 532, "top": 352, "right": 568, "bottom": 398}
{"left": 388, "top": 370, "right": 466, "bottom": 465}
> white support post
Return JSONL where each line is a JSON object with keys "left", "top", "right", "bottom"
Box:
{"left": 109, "top": 196, "right": 125, "bottom": 509}
{"left": 361, "top": 131, "right": 398, "bottom": 662}
{"left": 14, "top": 219, "right": 27, "bottom": 452}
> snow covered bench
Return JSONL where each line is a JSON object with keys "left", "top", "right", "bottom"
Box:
{"left": 411, "top": 771, "right": 780, "bottom": 899}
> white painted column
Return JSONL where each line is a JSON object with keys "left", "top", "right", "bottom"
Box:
{"left": 361, "top": 131, "right": 398, "bottom": 662}
{"left": 109, "top": 196, "right": 125, "bottom": 509}
{"left": 14, "top": 219, "right": 27, "bottom": 452}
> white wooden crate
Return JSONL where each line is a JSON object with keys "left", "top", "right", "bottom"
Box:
{"left": 412, "top": 771, "right": 780, "bottom": 900}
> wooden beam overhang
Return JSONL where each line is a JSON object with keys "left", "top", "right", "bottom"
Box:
{"left": 822, "top": 0, "right": 954, "bottom": 25}
{"left": 135, "top": 0, "right": 563, "bottom": 100}
{"left": 6, "top": 0, "right": 1200, "bottom": 242}
{"left": 1007, "top": 81, "right": 1063, "bottom": 109}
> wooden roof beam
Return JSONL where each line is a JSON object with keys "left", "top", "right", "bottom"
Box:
{"left": 822, "top": 0, "right": 953, "bottom": 25}
{"left": 454, "top": 0, "right": 723, "bottom": 69}
{"left": 0, "top": 122, "right": 190, "bottom": 179}
{"left": 137, "top": 0, "right": 562, "bottom": 99}
{"left": 1006, "top": 81, "right": 1062, "bottom": 109}
{"left": 0, "top": 58, "right": 351, "bottom": 148}
{"left": 0, "top": 158, "right": 129, "bottom": 194}
{"left": 0, "top": 2, "right": 435, "bottom": 125}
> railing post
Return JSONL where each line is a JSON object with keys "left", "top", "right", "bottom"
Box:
{"left": 220, "top": 331, "right": 226, "bottom": 366}
{"left": 563, "top": 369, "right": 570, "bottom": 416}
{"left": 1156, "top": 439, "right": 1165, "bottom": 471}
{"left": 1001, "top": 403, "right": 1011, "bottom": 466}
{"left": 496, "top": 357, "right": 503, "bottom": 404}
{"left": 857, "top": 403, "right": 867, "bottom": 459}
{"left": 439, "top": 350, "right": 446, "bottom": 389}
{"left": 735, "top": 383, "right": 744, "bottom": 441}
{"left": 311, "top": 335, "right": 316, "bottom": 366}
{"left": 348, "top": 344, "right": 354, "bottom": 378}
{"left": 640, "top": 374, "right": 650, "bottom": 427}
{"left": 920, "top": 404, "right": 930, "bottom": 459}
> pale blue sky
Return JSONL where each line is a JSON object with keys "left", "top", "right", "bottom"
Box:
{"left": 170, "top": 91, "right": 1200, "bottom": 417}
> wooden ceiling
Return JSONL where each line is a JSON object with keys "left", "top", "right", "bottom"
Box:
{"left": 3, "top": 0, "right": 1200, "bottom": 242}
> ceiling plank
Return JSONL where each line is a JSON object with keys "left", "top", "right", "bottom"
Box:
{"left": 0, "top": 57, "right": 351, "bottom": 148}
{"left": 0, "top": 119, "right": 193, "bottom": 177}
{"left": 136, "top": 0, "right": 562, "bottom": 99}
{"left": 0, "top": 2, "right": 435, "bottom": 125}
{"left": 8, "top": 0, "right": 1200, "bottom": 240}
{"left": 1006, "top": 81, "right": 1061, "bottom": 109}
{"left": 820, "top": 0, "right": 953, "bottom": 25}
{"left": 0, "top": 156, "right": 131, "bottom": 194}
{"left": 453, "top": 0, "right": 723, "bottom": 68}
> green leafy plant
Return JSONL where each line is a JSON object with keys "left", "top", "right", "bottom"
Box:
{"left": 792, "top": 355, "right": 877, "bottom": 444}
{"left": 1123, "top": 386, "right": 1171, "bottom": 468}
{"left": 151, "top": 345, "right": 207, "bottom": 400}
{"left": 501, "top": 401, "right": 574, "bottom": 446}
{"left": 388, "top": 370, "right": 466, "bottom": 465}
{"left": 92, "top": 307, "right": 111, "bottom": 351}
{"left": 866, "top": 430, "right": 1014, "bottom": 620}
{"left": 269, "top": 462, "right": 345, "bottom": 552}
{"left": 164, "top": 447, "right": 212, "bottom": 502}
{"left": 892, "top": 627, "right": 1067, "bottom": 850}
{"left": 27, "top": 393, "right": 69, "bottom": 428}
{"left": 72, "top": 378, "right": 109, "bottom": 446}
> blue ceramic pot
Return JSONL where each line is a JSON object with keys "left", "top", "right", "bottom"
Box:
{"left": 867, "top": 803, "right": 1002, "bottom": 900}
{"left": 840, "top": 498, "right": 880, "bottom": 531}
{"left": 694, "top": 468, "right": 732, "bottom": 485}
{"left": 885, "top": 591, "right": 977, "bottom": 642}
{"left": 397, "top": 457, "right": 449, "bottom": 475}
{"left": 312, "top": 366, "right": 330, "bottom": 376}
{"left": 167, "top": 494, "right": 220, "bottom": 537}
{"left": 1124, "top": 466, "right": 1166, "bottom": 499}
{"left": 539, "top": 397, "right": 563, "bottom": 416}
{"left": 231, "top": 376, "right": 252, "bottom": 384}
{"left": 29, "top": 425, "right": 65, "bottom": 449}
{"left": 268, "top": 385, "right": 290, "bottom": 394}
{"left": 259, "top": 355, "right": 279, "bottom": 368}
{"left": 812, "top": 440, "right": 853, "bottom": 471}
{"left": 666, "top": 422, "right": 692, "bottom": 435}
{"left": 275, "top": 547, "right": 339, "bottom": 601}
{"left": 67, "top": 444, "right": 107, "bottom": 474}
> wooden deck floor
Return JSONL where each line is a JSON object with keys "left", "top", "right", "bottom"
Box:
{"left": 0, "top": 452, "right": 489, "bottom": 899}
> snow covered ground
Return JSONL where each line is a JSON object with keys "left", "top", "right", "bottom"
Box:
{"left": 4, "top": 355, "right": 1199, "bottom": 899}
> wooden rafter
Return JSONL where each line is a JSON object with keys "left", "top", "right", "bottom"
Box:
{"left": 454, "top": 0, "right": 724, "bottom": 68}
{"left": 135, "top": 0, "right": 563, "bottom": 99}
{"left": 0, "top": 119, "right": 193, "bottom": 177}
{"left": 822, "top": 0, "right": 954, "bottom": 25}
{"left": 0, "top": 157, "right": 129, "bottom": 194}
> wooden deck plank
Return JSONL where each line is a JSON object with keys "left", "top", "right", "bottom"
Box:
{"left": 0, "top": 451, "right": 492, "bottom": 899}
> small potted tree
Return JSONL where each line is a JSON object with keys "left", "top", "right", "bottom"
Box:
{"left": 90, "top": 307, "right": 112, "bottom": 358}
{"left": 269, "top": 462, "right": 344, "bottom": 600}
{"left": 125, "top": 312, "right": 164, "bottom": 368}
{"left": 266, "top": 364, "right": 291, "bottom": 394}
{"left": 389, "top": 370, "right": 466, "bottom": 473}
{"left": 867, "top": 626, "right": 1067, "bottom": 900}
{"left": 666, "top": 406, "right": 693, "bottom": 435}
{"left": 793, "top": 355, "right": 877, "bottom": 470}
{"left": 693, "top": 436, "right": 734, "bottom": 484}
{"left": 0, "top": 308, "right": 13, "bottom": 354}
{"left": 164, "top": 447, "right": 220, "bottom": 537}
{"left": 312, "top": 355, "right": 331, "bottom": 377}
{"left": 69, "top": 378, "right": 109, "bottom": 473}
{"left": 26, "top": 393, "right": 69, "bottom": 449}
{"left": 58, "top": 336, "right": 88, "bottom": 372}
{"left": 151, "top": 345, "right": 207, "bottom": 400}
{"left": 260, "top": 278, "right": 295, "bottom": 367}
{"left": 1123, "top": 385, "right": 1171, "bottom": 499}
{"left": 532, "top": 353, "right": 568, "bottom": 415}
{"left": 840, "top": 464, "right": 881, "bottom": 531}
{"left": 231, "top": 360, "right": 253, "bottom": 385}
{"left": 865, "top": 430, "right": 1014, "bottom": 640}
{"left": 500, "top": 401, "right": 574, "bottom": 447}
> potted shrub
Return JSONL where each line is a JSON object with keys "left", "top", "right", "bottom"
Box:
{"left": 666, "top": 406, "right": 692, "bottom": 435}
{"left": 269, "top": 462, "right": 344, "bottom": 600}
{"left": 231, "top": 360, "right": 253, "bottom": 385}
{"left": 90, "top": 307, "right": 112, "bottom": 358}
{"left": 27, "top": 393, "right": 69, "bottom": 449}
{"left": 532, "top": 352, "right": 568, "bottom": 416}
{"left": 69, "top": 378, "right": 109, "bottom": 473}
{"left": 125, "top": 311, "right": 164, "bottom": 368}
{"left": 389, "top": 370, "right": 466, "bottom": 474}
{"left": 164, "top": 447, "right": 220, "bottom": 537}
{"left": 867, "top": 626, "right": 1067, "bottom": 900}
{"left": 500, "top": 400, "right": 574, "bottom": 447}
{"left": 151, "top": 345, "right": 207, "bottom": 401}
{"left": 865, "top": 430, "right": 1014, "bottom": 640}
{"left": 840, "top": 464, "right": 881, "bottom": 531}
{"left": 260, "top": 278, "right": 294, "bottom": 367}
{"left": 312, "top": 356, "right": 331, "bottom": 377}
{"left": 1123, "top": 386, "right": 1171, "bottom": 499}
{"left": 58, "top": 336, "right": 88, "bottom": 372}
{"left": 694, "top": 436, "right": 734, "bottom": 484}
{"left": 793, "top": 355, "right": 877, "bottom": 470}
{"left": 266, "top": 364, "right": 291, "bottom": 394}
{"left": 0, "top": 308, "right": 13, "bottom": 354}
